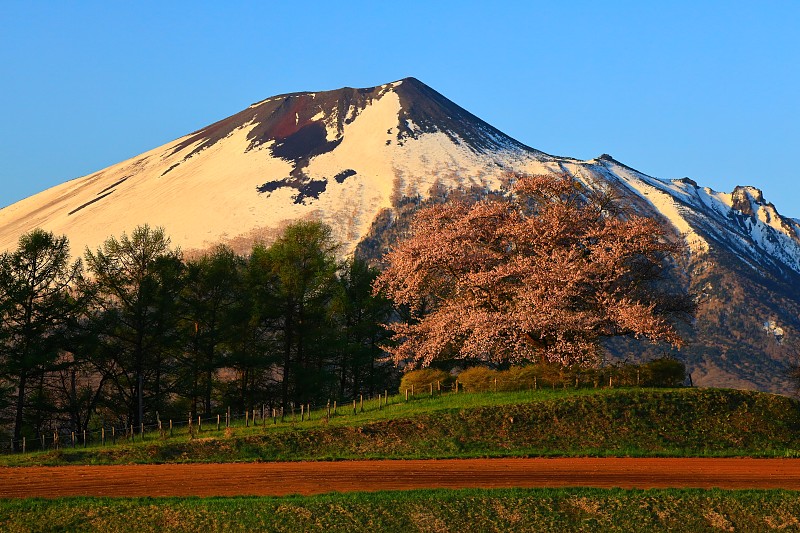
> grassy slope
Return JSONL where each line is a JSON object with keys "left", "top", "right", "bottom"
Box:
{"left": 1, "top": 488, "right": 800, "bottom": 532}
{"left": 2, "top": 387, "right": 800, "bottom": 466}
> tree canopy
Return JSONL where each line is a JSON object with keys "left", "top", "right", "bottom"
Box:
{"left": 0, "top": 229, "right": 83, "bottom": 450}
{"left": 374, "top": 175, "right": 694, "bottom": 368}
{"left": 0, "top": 222, "right": 396, "bottom": 449}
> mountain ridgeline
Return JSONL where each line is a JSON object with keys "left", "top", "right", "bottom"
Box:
{"left": 0, "top": 77, "right": 798, "bottom": 393}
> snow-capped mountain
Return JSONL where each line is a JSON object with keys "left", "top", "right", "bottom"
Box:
{"left": 0, "top": 78, "right": 551, "bottom": 257}
{"left": 1, "top": 77, "right": 798, "bottom": 393}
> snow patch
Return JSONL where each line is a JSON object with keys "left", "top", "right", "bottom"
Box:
{"left": 603, "top": 162, "right": 709, "bottom": 253}
{"left": 763, "top": 320, "right": 785, "bottom": 343}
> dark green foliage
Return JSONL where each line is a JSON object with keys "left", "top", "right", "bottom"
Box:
{"left": 640, "top": 358, "right": 686, "bottom": 387}
{"left": 331, "top": 258, "right": 396, "bottom": 399}
{"left": 177, "top": 245, "right": 245, "bottom": 418}
{"left": 0, "top": 223, "right": 393, "bottom": 447}
{"left": 253, "top": 221, "right": 341, "bottom": 409}
{"left": 84, "top": 225, "right": 184, "bottom": 427}
{"left": 0, "top": 229, "right": 83, "bottom": 450}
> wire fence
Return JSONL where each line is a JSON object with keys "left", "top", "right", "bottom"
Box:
{"left": 0, "top": 372, "right": 671, "bottom": 455}
{"left": 0, "top": 386, "right": 449, "bottom": 455}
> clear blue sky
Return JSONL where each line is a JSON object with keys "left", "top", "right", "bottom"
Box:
{"left": 2, "top": 1, "right": 798, "bottom": 216}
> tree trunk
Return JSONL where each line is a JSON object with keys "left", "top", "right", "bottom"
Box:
{"left": 281, "top": 314, "right": 293, "bottom": 411}
{"left": 137, "top": 372, "right": 144, "bottom": 427}
{"left": 204, "top": 345, "right": 214, "bottom": 415}
{"left": 13, "top": 370, "right": 27, "bottom": 452}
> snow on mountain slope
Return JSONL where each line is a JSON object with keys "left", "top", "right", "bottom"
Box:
{"left": 582, "top": 156, "right": 800, "bottom": 277}
{"left": 0, "top": 78, "right": 552, "bottom": 257}
{"left": 2, "top": 77, "right": 799, "bottom": 393}
{"left": 3, "top": 76, "right": 796, "bottom": 277}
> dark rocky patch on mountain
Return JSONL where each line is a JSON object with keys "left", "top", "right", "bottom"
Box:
{"left": 334, "top": 169, "right": 356, "bottom": 183}
{"left": 97, "top": 177, "right": 129, "bottom": 195}
{"left": 270, "top": 122, "right": 341, "bottom": 162}
{"left": 393, "top": 77, "right": 544, "bottom": 155}
{"left": 68, "top": 191, "right": 115, "bottom": 216}
{"left": 256, "top": 176, "right": 329, "bottom": 205}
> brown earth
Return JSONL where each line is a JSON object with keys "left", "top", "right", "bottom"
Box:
{"left": 2, "top": 458, "right": 800, "bottom": 498}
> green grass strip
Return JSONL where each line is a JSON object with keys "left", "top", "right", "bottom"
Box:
{"left": 1, "top": 488, "right": 800, "bottom": 532}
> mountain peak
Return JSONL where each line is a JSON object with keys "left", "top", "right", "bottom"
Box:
{"left": 0, "top": 76, "right": 550, "bottom": 261}
{"left": 2, "top": 78, "right": 800, "bottom": 395}
{"left": 731, "top": 185, "right": 765, "bottom": 216}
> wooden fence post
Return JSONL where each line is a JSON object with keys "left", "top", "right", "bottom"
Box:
{"left": 198, "top": 416, "right": 202, "bottom": 432}
{"left": 405, "top": 389, "right": 409, "bottom": 402}
{"left": 169, "top": 420, "right": 173, "bottom": 437}
{"left": 71, "top": 432, "right": 75, "bottom": 448}
{"left": 83, "top": 430, "right": 87, "bottom": 448}
{"left": 217, "top": 414, "right": 221, "bottom": 431}
{"left": 54, "top": 432, "right": 58, "bottom": 450}
{"left": 437, "top": 381, "right": 441, "bottom": 392}
{"left": 430, "top": 383, "right": 433, "bottom": 397}
{"left": 301, "top": 404, "right": 305, "bottom": 422}
{"left": 22, "top": 437, "right": 25, "bottom": 454}
{"left": 245, "top": 410, "right": 249, "bottom": 427}
{"left": 327, "top": 400, "right": 331, "bottom": 419}
{"left": 333, "top": 401, "right": 337, "bottom": 416}
{"left": 41, "top": 434, "right": 45, "bottom": 450}
{"left": 609, "top": 376, "right": 613, "bottom": 388}
{"left": 101, "top": 428, "right": 105, "bottom": 446}
{"left": 352, "top": 400, "right": 356, "bottom": 415}
{"left": 112, "top": 426, "right": 116, "bottom": 444}
{"left": 360, "top": 395, "right": 364, "bottom": 413}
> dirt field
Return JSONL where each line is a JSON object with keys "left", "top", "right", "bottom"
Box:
{"left": 2, "top": 458, "right": 800, "bottom": 498}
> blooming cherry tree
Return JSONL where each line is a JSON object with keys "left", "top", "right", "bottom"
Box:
{"left": 374, "top": 175, "right": 691, "bottom": 368}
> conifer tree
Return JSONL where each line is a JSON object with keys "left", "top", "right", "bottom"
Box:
{"left": 0, "top": 229, "right": 82, "bottom": 450}
{"left": 261, "top": 221, "right": 340, "bottom": 408}
{"left": 178, "top": 245, "right": 245, "bottom": 417}
{"left": 84, "top": 225, "right": 182, "bottom": 426}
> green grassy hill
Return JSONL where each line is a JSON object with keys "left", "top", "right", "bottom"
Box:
{"left": 3, "top": 387, "right": 799, "bottom": 466}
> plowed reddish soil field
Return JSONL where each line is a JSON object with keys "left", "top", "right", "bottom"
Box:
{"left": 2, "top": 458, "right": 800, "bottom": 498}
